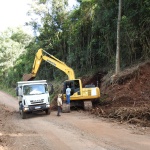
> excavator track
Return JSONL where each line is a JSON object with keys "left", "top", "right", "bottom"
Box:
{"left": 62, "top": 103, "right": 70, "bottom": 113}
{"left": 84, "top": 101, "right": 92, "bottom": 111}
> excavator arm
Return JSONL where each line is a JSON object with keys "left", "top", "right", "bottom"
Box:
{"left": 23, "top": 48, "right": 75, "bottom": 81}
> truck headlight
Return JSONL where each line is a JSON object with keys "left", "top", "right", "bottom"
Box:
{"left": 24, "top": 107, "right": 29, "bottom": 111}
{"left": 46, "top": 104, "right": 50, "bottom": 108}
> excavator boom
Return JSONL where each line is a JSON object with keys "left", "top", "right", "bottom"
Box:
{"left": 23, "top": 49, "right": 75, "bottom": 81}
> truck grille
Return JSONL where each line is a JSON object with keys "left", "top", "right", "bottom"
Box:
{"left": 30, "top": 99, "right": 44, "bottom": 104}
{"left": 29, "top": 104, "right": 46, "bottom": 111}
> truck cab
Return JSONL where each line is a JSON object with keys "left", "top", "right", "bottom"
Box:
{"left": 16, "top": 80, "right": 51, "bottom": 119}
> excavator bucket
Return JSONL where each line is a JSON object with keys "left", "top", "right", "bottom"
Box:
{"left": 23, "top": 74, "right": 34, "bottom": 81}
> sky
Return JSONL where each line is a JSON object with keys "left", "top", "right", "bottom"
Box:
{"left": 0, "top": 0, "right": 78, "bottom": 34}
{"left": 0, "top": 0, "right": 30, "bottom": 32}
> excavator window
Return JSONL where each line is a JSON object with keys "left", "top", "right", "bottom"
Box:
{"left": 64, "top": 81, "right": 74, "bottom": 95}
{"left": 74, "top": 80, "right": 80, "bottom": 93}
{"left": 63, "top": 80, "right": 80, "bottom": 95}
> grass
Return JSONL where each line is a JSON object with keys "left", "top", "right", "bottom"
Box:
{"left": 0, "top": 84, "right": 17, "bottom": 97}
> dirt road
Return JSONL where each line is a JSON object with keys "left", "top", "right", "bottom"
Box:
{"left": 0, "top": 91, "right": 150, "bottom": 150}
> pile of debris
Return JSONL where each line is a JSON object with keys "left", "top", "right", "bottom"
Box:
{"left": 91, "top": 61, "right": 150, "bottom": 126}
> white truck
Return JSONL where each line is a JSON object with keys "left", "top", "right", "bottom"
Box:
{"left": 16, "top": 80, "right": 51, "bottom": 119}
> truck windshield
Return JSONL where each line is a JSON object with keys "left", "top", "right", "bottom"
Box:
{"left": 23, "top": 84, "right": 48, "bottom": 95}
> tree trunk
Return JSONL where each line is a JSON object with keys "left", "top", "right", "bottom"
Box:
{"left": 115, "top": 0, "right": 122, "bottom": 74}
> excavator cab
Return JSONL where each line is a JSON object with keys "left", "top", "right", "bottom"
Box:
{"left": 63, "top": 79, "right": 81, "bottom": 96}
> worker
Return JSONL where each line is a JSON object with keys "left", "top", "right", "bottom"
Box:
{"left": 57, "top": 94, "right": 62, "bottom": 116}
{"left": 66, "top": 85, "right": 71, "bottom": 104}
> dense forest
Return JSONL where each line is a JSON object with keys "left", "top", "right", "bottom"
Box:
{"left": 0, "top": 0, "right": 149, "bottom": 91}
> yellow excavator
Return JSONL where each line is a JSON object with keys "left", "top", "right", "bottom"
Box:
{"left": 23, "top": 48, "right": 100, "bottom": 112}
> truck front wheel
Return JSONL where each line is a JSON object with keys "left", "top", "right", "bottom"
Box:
{"left": 45, "top": 108, "right": 50, "bottom": 115}
{"left": 20, "top": 110, "right": 26, "bottom": 119}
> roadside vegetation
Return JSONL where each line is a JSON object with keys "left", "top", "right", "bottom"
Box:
{"left": 0, "top": 0, "right": 149, "bottom": 119}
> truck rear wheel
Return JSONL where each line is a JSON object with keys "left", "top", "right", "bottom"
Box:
{"left": 45, "top": 108, "right": 50, "bottom": 115}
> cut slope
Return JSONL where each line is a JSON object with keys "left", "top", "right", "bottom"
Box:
{"left": 91, "top": 61, "right": 150, "bottom": 126}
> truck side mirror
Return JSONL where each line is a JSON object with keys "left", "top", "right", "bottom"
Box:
{"left": 49, "top": 84, "right": 54, "bottom": 94}
{"left": 17, "top": 86, "right": 22, "bottom": 96}
{"left": 16, "top": 87, "right": 18, "bottom": 96}
{"left": 15, "top": 87, "right": 19, "bottom": 96}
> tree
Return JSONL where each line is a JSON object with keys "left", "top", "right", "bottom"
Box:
{"left": 115, "top": 0, "right": 122, "bottom": 74}
{"left": 0, "top": 28, "right": 32, "bottom": 78}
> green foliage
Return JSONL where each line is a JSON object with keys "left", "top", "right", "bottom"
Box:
{"left": 0, "top": 0, "right": 149, "bottom": 90}
{"left": 0, "top": 28, "right": 32, "bottom": 84}
{"left": 120, "top": 0, "right": 150, "bottom": 66}
{"left": 0, "top": 83, "right": 16, "bottom": 97}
